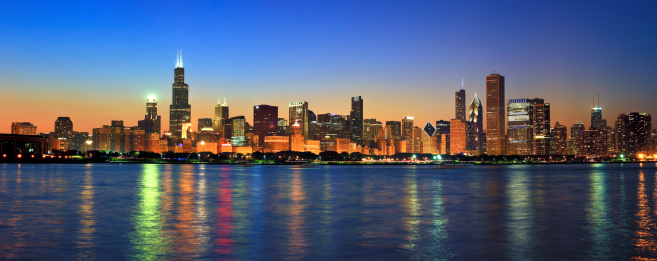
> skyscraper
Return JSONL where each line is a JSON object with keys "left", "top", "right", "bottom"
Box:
{"left": 468, "top": 93, "right": 483, "bottom": 154}
{"left": 553, "top": 122, "right": 568, "bottom": 155}
{"left": 350, "top": 96, "right": 364, "bottom": 145}
{"left": 455, "top": 89, "right": 466, "bottom": 120}
{"left": 628, "top": 112, "right": 652, "bottom": 156}
{"left": 289, "top": 102, "right": 309, "bottom": 139}
{"left": 591, "top": 107, "right": 607, "bottom": 130}
{"left": 54, "top": 117, "right": 73, "bottom": 139}
{"left": 402, "top": 116, "right": 414, "bottom": 152}
{"left": 385, "top": 121, "right": 402, "bottom": 141}
{"left": 507, "top": 98, "right": 542, "bottom": 155}
{"left": 169, "top": 51, "right": 191, "bottom": 138}
{"left": 198, "top": 118, "right": 213, "bottom": 132}
{"left": 253, "top": 105, "right": 278, "bottom": 147}
{"left": 450, "top": 119, "right": 469, "bottom": 155}
{"left": 214, "top": 97, "right": 229, "bottom": 138}
{"left": 435, "top": 120, "right": 450, "bottom": 155}
{"left": 138, "top": 96, "right": 161, "bottom": 134}
{"left": 569, "top": 121, "right": 586, "bottom": 155}
{"left": 616, "top": 114, "right": 630, "bottom": 154}
{"left": 533, "top": 102, "right": 551, "bottom": 155}
{"left": 230, "top": 116, "right": 246, "bottom": 147}
{"left": 486, "top": 73, "right": 505, "bottom": 155}
{"left": 290, "top": 120, "right": 304, "bottom": 152}
{"left": 11, "top": 122, "right": 37, "bottom": 135}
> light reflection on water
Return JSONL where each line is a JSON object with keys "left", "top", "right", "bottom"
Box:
{"left": 2, "top": 164, "right": 657, "bottom": 259}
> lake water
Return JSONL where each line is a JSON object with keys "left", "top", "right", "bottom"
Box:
{"left": 1, "top": 163, "right": 656, "bottom": 260}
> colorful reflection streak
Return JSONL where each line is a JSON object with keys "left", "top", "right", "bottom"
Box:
{"left": 215, "top": 169, "right": 235, "bottom": 258}
{"left": 586, "top": 170, "right": 612, "bottom": 259}
{"left": 76, "top": 166, "right": 96, "bottom": 259}
{"left": 402, "top": 172, "right": 421, "bottom": 251}
{"left": 129, "top": 164, "right": 167, "bottom": 260}
{"left": 194, "top": 166, "right": 212, "bottom": 257}
{"left": 633, "top": 170, "right": 657, "bottom": 260}
{"left": 506, "top": 170, "right": 534, "bottom": 260}
{"left": 419, "top": 179, "right": 451, "bottom": 260}
{"left": 286, "top": 169, "right": 308, "bottom": 259}
{"left": 175, "top": 165, "right": 198, "bottom": 256}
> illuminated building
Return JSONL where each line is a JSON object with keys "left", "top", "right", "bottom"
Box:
{"left": 591, "top": 97, "right": 607, "bottom": 130}
{"left": 569, "top": 121, "right": 585, "bottom": 155}
{"left": 552, "top": 122, "right": 568, "bottom": 155}
{"left": 363, "top": 119, "right": 383, "bottom": 148}
{"left": 264, "top": 136, "right": 289, "bottom": 153}
{"left": 385, "top": 121, "right": 402, "bottom": 141}
{"left": 320, "top": 138, "right": 350, "bottom": 153}
{"left": 604, "top": 126, "right": 616, "bottom": 155}
{"left": 577, "top": 128, "right": 607, "bottom": 158}
{"left": 308, "top": 110, "right": 317, "bottom": 139}
{"left": 402, "top": 116, "right": 414, "bottom": 144}
{"left": 486, "top": 73, "right": 505, "bottom": 155}
{"left": 277, "top": 118, "right": 289, "bottom": 135}
{"left": 198, "top": 118, "right": 213, "bottom": 133}
{"left": 317, "top": 113, "right": 348, "bottom": 139}
{"left": 421, "top": 129, "right": 437, "bottom": 154}
{"left": 468, "top": 93, "right": 483, "bottom": 154}
{"left": 435, "top": 120, "right": 450, "bottom": 154}
{"left": 290, "top": 120, "right": 304, "bottom": 152}
{"left": 196, "top": 128, "right": 219, "bottom": 143}
{"left": 232, "top": 146, "right": 252, "bottom": 154}
{"left": 169, "top": 51, "right": 191, "bottom": 138}
{"left": 533, "top": 102, "right": 550, "bottom": 155}
{"left": 254, "top": 105, "right": 278, "bottom": 147}
{"left": 130, "top": 128, "right": 146, "bottom": 152}
{"left": 54, "top": 117, "right": 73, "bottom": 139}
{"left": 214, "top": 97, "right": 229, "bottom": 138}
{"left": 507, "top": 99, "right": 540, "bottom": 155}
{"left": 197, "top": 141, "right": 218, "bottom": 154}
{"left": 138, "top": 96, "right": 161, "bottom": 134}
{"left": 92, "top": 127, "right": 111, "bottom": 151}
{"left": 450, "top": 119, "right": 469, "bottom": 155}
{"left": 350, "top": 96, "right": 364, "bottom": 145}
{"left": 107, "top": 120, "right": 127, "bottom": 153}
{"left": 412, "top": 127, "right": 422, "bottom": 153}
{"left": 304, "top": 140, "right": 321, "bottom": 155}
{"left": 289, "top": 102, "right": 309, "bottom": 139}
{"left": 455, "top": 89, "right": 465, "bottom": 120}
{"left": 616, "top": 114, "right": 629, "bottom": 154}
{"left": 11, "top": 122, "right": 36, "bottom": 135}
{"left": 181, "top": 122, "right": 192, "bottom": 139}
{"left": 0, "top": 134, "right": 50, "bottom": 156}
{"left": 69, "top": 131, "right": 89, "bottom": 151}
{"left": 230, "top": 116, "right": 246, "bottom": 147}
{"left": 394, "top": 140, "right": 407, "bottom": 154}
{"left": 146, "top": 133, "right": 162, "bottom": 153}
{"left": 628, "top": 112, "right": 652, "bottom": 156}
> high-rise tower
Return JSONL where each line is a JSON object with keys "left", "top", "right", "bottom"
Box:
{"left": 468, "top": 93, "right": 483, "bottom": 154}
{"left": 289, "top": 101, "right": 309, "bottom": 139}
{"left": 214, "top": 97, "right": 229, "bottom": 138}
{"left": 169, "top": 51, "right": 191, "bottom": 138}
{"left": 350, "top": 96, "right": 364, "bottom": 145}
{"left": 138, "top": 96, "right": 161, "bottom": 134}
{"left": 486, "top": 73, "right": 505, "bottom": 155}
{"left": 455, "top": 88, "right": 466, "bottom": 120}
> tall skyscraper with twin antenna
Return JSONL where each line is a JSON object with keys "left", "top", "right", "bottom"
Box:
{"left": 214, "top": 97, "right": 229, "bottom": 138}
{"left": 169, "top": 51, "right": 191, "bottom": 138}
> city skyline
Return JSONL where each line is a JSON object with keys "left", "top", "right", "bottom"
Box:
{"left": 2, "top": 1, "right": 657, "bottom": 134}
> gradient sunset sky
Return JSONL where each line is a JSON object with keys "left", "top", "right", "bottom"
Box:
{"left": 1, "top": 1, "right": 656, "bottom": 134}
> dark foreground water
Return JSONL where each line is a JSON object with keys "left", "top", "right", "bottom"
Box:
{"left": 1, "top": 163, "right": 657, "bottom": 260}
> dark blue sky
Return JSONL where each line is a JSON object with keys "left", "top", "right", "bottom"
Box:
{"left": 1, "top": 1, "right": 656, "bottom": 132}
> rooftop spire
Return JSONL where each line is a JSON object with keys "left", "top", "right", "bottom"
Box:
{"left": 179, "top": 50, "right": 183, "bottom": 68}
